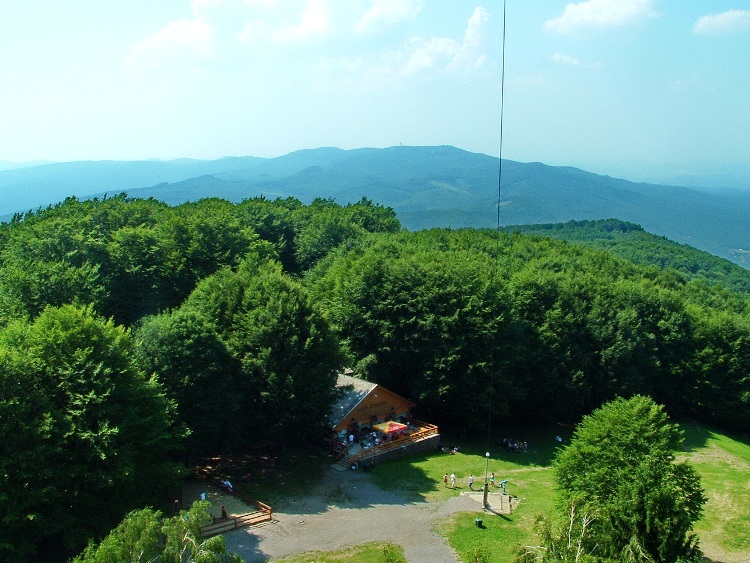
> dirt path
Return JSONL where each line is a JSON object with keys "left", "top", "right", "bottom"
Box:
{"left": 219, "top": 467, "right": 484, "bottom": 562}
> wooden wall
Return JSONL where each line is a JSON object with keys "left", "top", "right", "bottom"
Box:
{"left": 333, "top": 385, "right": 413, "bottom": 433}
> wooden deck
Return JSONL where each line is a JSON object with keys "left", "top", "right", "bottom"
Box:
{"left": 335, "top": 418, "right": 439, "bottom": 468}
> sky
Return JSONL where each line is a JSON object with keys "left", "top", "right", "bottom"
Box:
{"left": 1, "top": 0, "right": 749, "bottom": 182}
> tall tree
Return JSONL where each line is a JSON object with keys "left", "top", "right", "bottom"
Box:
{"left": 550, "top": 396, "right": 706, "bottom": 562}
{"left": 136, "top": 309, "right": 244, "bottom": 457}
{"left": 306, "top": 232, "right": 516, "bottom": 428}
{"left": 0, "top": 305, "right": 182, "bottom": 559}
{"left": 183, "top": 256, "right": 343, "bottom": 447}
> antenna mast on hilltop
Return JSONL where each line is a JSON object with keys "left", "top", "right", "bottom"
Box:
{"left": 484, "top": 0, "right": 508, "bottom": 511}
{"left": 496, "top": 0, "right": 507, "bottom": 233}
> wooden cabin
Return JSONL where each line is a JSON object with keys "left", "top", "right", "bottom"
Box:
{"left": 326, "top": 373, "right": 440, "bottom": 468}
{"left": 329, "top": 373, "right": 415, "bottom": 443}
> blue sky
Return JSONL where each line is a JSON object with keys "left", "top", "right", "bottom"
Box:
{"left": 1, "top": 0, "right": 749, "bottom": 182}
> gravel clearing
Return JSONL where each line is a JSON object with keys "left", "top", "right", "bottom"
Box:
{"left": 219, "top": 466, "right": 485, "bottom": 562}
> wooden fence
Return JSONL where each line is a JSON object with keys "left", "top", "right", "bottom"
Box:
{"left": 193, "top": 472, "right": 273, "bottom": 538}
{"left": 349, "top": 419, "right": 439, "bottom": 464}
{"left": 200, "top": 505, "right": 272, "bottom": 538}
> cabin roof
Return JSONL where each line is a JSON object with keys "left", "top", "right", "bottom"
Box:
{"left": 328, "top": 373, "right": 377, "bottom": 427}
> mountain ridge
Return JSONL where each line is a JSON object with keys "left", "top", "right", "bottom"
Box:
{"left": 3, "top": 145, "right": 749, "bottom": 267}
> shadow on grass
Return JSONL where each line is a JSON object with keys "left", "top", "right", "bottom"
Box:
{"left": 680, "top": 420, "right": 715, "bottom": 452}
{"left": 680, "top": 418, "right": 750, "bottom": 454}
{"left": 441, "top": 422, "right": 568, "bottom": 469}
{"left": 203, "top": 445, "right": 432, "bottom": 516}
{"left": 195, "top": 423, "right": 564, "bottom": 516}
{"left": 367, "top": 449, "right": 441, "bottom": 502}
{"left": 195, "top": 446, "right": 332, "bottom": 511}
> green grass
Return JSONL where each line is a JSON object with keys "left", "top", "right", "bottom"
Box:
{"left": 369, "top": 422, "right": 750, "bottom": 563}
{"left": 367, "top": 426, "right": 563, "bottom": 503}
{"left": 369, "top": 426, "right": 562, "bottom": 562}
{"left": 680, "top": 422, "right": 750, "bottom": 559}
{"left": 435, "top": 467, "right": 556, "bottom": 563}
{"left": 270, "top": 542, "right": 406, "bottom": 562}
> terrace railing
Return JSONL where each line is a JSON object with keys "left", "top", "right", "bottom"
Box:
{"left": 348, "top": 419, "right": 439, "bottom": 464}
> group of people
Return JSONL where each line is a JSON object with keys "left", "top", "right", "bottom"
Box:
{"left": 443, "top": 472, "right": 457, "bottom": 488}
{"left": 501, "top": 437, "right": 528, "bottom": 453}
{"left": 340, "top": 429, "right": 403, "bottom": 452}
{"left": 442, "top": 471, "right": 499, "bottom": 490}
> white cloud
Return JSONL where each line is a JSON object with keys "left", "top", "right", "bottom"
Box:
{"left": 403, "top": 7, "right": 488, "bottom": 74}
{"left": 129, "top": 19, "right": 213, "bottom": 65}
{"left": 316, "top": 56, "right": 363, "bottom": 77}
{"left": 404, "top": 36, "right": 459, "bottom": 73}
{"left": 192, "top": 0, "right": 273, "bottom": 13}
{"left": 463, "top": 5, "right": 487, "bottom": 48}
{"left": 693, "top": 9, "right": 750, "bottom": 35}
{"left": 274, "top": 0, "right": 333, "bottom": 42}
{"left": 553, "top": 53, "right": 581, "bottom": 65}
{"left": 238, "top": 19, "right": 274, "bottom": 43}
{"left": 355, "top": 0, "right": 424, "bottom": 33}
{"left": 545, "top": 0, "right": 657, "bottom": 34}
{"left": 670, "top": 74, "right": 697, "bottom": 90}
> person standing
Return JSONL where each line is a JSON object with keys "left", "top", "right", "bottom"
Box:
{"left": 443, "top": 473, "right": 449, "bottom": 487}
{"left": 450, "top": 473, "right": 456, "bottom": 488}
{"left": 469, "top": 474, "right": 475, "bottom": 490}
{"left": 490, "top": 472, "right": 495, "bottom": 488}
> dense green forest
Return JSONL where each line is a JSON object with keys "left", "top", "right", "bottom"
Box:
{"left": 510, "top": 219, "right": 750, "bottom": 293}
{"left": 1, "top": 196, "right": 749, "bottom": 560}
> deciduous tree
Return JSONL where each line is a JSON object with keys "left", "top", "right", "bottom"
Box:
{"left": 73, "top": 501, "right": 243, "bottom": 563}
{"left": 183, "top": 256, "right": 343, "bottom": 447}
{"left": 0, "top": 305, "right": 182, "bottom": 559}
{"left": 551, "top": 396, "right": 706, "bottom": 562}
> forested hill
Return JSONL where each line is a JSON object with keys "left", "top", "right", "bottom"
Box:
{"left": 509, "top": 219, "right": 750, "bottom": 294}
{"left": 2, "top": 195, "right": 750, "bottom": 560}
{"left": 3, "top": 145, "right": 750, "bottom": 267}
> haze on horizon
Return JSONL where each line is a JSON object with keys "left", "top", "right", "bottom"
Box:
{"left": 1, "top": 0, "right": 749, "bottom": 185}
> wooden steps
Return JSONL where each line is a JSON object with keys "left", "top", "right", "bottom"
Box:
{"left": 200, "top": 510, "right": 272, "bottom": 538}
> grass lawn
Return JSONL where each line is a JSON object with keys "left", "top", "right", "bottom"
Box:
{"left": 369, "top": 425, "right": 563, "bottom": 562}
{"left": 681, "top": 422, "right": 750, "bottom": 561}
{"left": 434, "top": 468, "right": 556, "bottom": 563}
{"left": 270, "top": 542, "right": 406, "bottom": 563}
{"left": 361, "top": 421, "right": 750, "bottom": 563}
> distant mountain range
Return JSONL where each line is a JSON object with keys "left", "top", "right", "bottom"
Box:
{"left": 2, "top": 145, "right": 749, "bottom": 267}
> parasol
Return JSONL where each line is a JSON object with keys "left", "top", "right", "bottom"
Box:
{"left": 373, "top": 421, "right": 407, "bottom": 434}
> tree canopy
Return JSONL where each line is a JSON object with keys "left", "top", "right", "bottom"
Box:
{"left": 550, "top": 396, "right": 706, "bottom": 561}
{"left": 72, "top": 501, "right": 243, "bottom": 563}
{"left": 0, "top": 304, "right": 182, "bottom": 559}
{"left": 137, "top": 255, "right": 344, "bottom": 456}
{"left": 306, "top": 229, "right": 750, "bottom": 430}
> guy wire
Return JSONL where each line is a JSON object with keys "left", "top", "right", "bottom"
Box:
{"left": 487, "top": 0, "right": 508, "bottom": 457}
